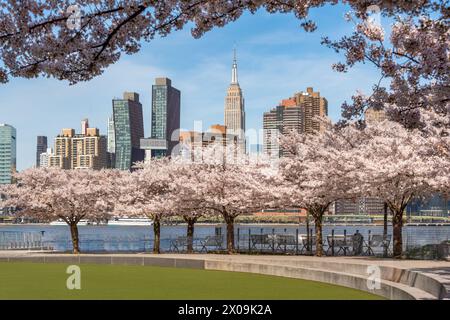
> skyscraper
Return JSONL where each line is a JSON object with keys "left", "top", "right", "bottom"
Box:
{"left": 50, "top": 120, "right": 107, "bottom": 170}
{"left": 72, "top": 128, "right": 107, "bottom": 169}
{"left": 36, "top": 136, "right": 47, "bottom": 167}
{"left": 52, "top": 128, "right": 72, "bottom": 169}
{"left": 224, "top": 49, "right": 246, "bottom": 153}
{"left": 113, "top": 92, "right": 145, "bottom": 170}
{"left": 293, "top": 87, "right": 328, "bottom": 133}
{"left": 263, "top": 99, "right": 304, "bottom": 158}
{"left": 0, "top": 124, "right": 16, "bottom": 184}
{"left": 39, "top": 148, "right": 53, "bottom": 168}
{"left": 107, "top": 115, "right": 116, "bottom": 168}
{"left": 107, "top": 115, "right": 115, "bottom": 153}
{"left": 263, "top": 88, "right": 328, "bottom": 158}
{"left": 149, "top": 77, "right": 180, "bottom": 157}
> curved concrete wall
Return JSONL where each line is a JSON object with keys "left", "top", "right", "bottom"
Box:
{"left": 203, "top": 260, "right": 416, "bottom": 300}
{"left": 0, "top": 254, "right": 445, "bottom": 300}
{"left": 212, "top": 257, "right": 446, "bottom": 299}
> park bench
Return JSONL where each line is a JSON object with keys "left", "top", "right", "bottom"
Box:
{"left": 250, "top": 234, "right": 275, "bottom": 251}
{"left": 298, "top": 234, "right": 316, "bottom": 254}
{"left": 364, "top": 234, "right": 392, "bottom": 256}
{"left": 170, "top": 236, "right": 189, "bottom": 252}
{"left": 274, "top": 234, "right": 297, "bottom": 252}
{"left": 199, "top": 235, "right": 223, "bottom": 252}
{"left": 326, "top": 235, "right": 355, "bottom": 256}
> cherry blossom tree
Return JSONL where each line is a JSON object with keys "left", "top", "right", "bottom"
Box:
{"left": 323, "top": 2, "right": 448, "bottom": 126}
{"left": 279, "top": 121, "right": 365, "bottom": 256}
{"left": 356, "top": 114, "right": 450, "bottom": 257}
{"left": 187, "top": 144, "right": 280, "bottom": 253}
{"left": 167, "top": 159, "right": 214, "bottom": 253}
{"left": 0, "top": 0, "right": 444, "bottom": 93}
{"left": 115, "top": 158, "right": 176, "bottom": 254}
{"left": 1, "top": 168, "right": 121, "bottom": 254}
{"left": 280, "top": 111, "right": 449, "bottom": 258}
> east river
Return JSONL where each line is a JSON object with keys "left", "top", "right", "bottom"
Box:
{"left": 0, "top": 223, "right": 448, "bottom": 253}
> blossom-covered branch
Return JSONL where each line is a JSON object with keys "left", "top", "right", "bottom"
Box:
{"left": 0, "top": 0, "right": 441, "bottom": 84}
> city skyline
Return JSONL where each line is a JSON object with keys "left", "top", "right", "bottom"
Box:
{"left": 0, "top": 6, "right": 382, "bottom": 171}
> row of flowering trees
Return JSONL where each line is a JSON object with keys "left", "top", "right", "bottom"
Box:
{"left": 1, "top": 111, "right": 448, "bottom": 257}
{"left": 280, "top": 111, "right": 449, "bottom": 257}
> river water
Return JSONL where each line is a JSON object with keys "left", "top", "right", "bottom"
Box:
{"left": 0, "top": 224, "right": 449, "bottom": 253}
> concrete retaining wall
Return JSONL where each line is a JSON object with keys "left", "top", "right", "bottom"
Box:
{"left": 217, "top": 257, "right": 446, "bottom": 299}
{"left": 203, "top": 260, "right": 417, "bottom": 300}
{"left": 0, "top": 254, "right": 445, "bottom": 300}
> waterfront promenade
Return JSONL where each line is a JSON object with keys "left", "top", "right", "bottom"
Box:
{"left": 0, "top": 250, "right": 449, "bottom": 300}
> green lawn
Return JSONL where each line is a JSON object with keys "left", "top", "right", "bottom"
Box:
{"left": 0, "top": 262, "right": 383, "bottom": 300}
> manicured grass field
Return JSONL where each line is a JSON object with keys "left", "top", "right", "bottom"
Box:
{"left": 0, "top": 262, "right": 383, "bottom": 300}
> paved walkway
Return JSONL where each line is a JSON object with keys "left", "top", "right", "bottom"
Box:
{"left": 0, "top": 251, "right": 449, "bottom": 299}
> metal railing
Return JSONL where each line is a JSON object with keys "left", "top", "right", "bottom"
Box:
{"left": 3, "top": 226, "right": 447, "bottom": 260}
{"left": 0, "top": 231, "right": 46, "bottom": 250}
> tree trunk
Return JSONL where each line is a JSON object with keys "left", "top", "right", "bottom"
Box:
{"left": 224, "top": 215, "right": 235, "bottom": 254}
{"left": 185, "top": 217, "right": 197, "bottom": 253}
{"left": 392, "top": 209, "right": 403, "bottom": 258}
{"left": 69, "top": 222, "right": 80, "bottom": 254}
{"left": 305, "top": 211, "right": 310, "bottom": 254}
{"left": 383, "top": 202, "right": 388, "bottom": 258}
{"left": 153, "top": 218, "right": 161, "bottom": 254}
{"left": 314, "top": 215, "right": 323, "bottom": 257}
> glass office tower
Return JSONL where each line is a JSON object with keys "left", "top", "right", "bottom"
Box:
{"left": 36, "top": 135, "right": 47, "bottom": 167}
{"left": 151, "top": 78, "right": 180, "bottom": 157}
{"left": 112, "top": 92, "right": 144, "bottom": 170}
{"left": 0, "top": 124, "right": 16, "bottom": 184}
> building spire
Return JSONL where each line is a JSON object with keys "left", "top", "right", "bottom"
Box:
{"left": 231, "top": 48, "right": 238, "bottom": 84}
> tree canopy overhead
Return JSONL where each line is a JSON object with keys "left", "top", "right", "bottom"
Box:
{"left": 0, "top": 0, "right": 447, "bottom": 123}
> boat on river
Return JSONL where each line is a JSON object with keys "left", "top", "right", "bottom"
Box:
{"left": 49, "top": 219, "right": 89, "bottom": 226}
{"left": 107, "top": 218, "right": 153, "bottom": 226}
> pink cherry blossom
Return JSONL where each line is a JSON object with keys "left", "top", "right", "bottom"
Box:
{"left": 1, "top": 167, "right": 124, "bottom": 253}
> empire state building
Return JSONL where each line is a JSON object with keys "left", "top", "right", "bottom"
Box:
{"left": 224, "top": 50, "right": 246, "bottom": 153}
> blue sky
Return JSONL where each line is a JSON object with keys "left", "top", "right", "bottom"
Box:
{"left": 0, "top": 3, "right": 383, "bottom": 171}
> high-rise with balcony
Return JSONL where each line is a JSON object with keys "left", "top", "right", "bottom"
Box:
{"left": 52, "top": 129, "right": 73, "bottom": 169}
{"left": 263, "top": 98, "right": 304, "bottom": 158}
{"left": 113, "top": 92, "right": 145, "bottom": 170}
{"left": 293, "top": 87, "right": 328, "bottom": 133}
{"left": 107, "top": 115, "right": 115, "bottom": 153}
{"left": 149, "top": 77, "right": 180, "bottom": 158}
{"left": 50, "top": 120, "right": 107, "bottom": 170}
{"left": 39, "top": 148, "right": 53, "bottom": 168}
{"left": 263, "top": 88, "right": 328, "bottom": 158}
{"left": 224, "top": 50, "right": 246, "bottom": 153}
{"left": 36, "top": 136, "right": 47, "bottom": 167}
{"left": 106, "top": 115, "right": 115, "bottom": 168}
{"left": 0, "top": 124, "right": 16, "bottom": 184}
